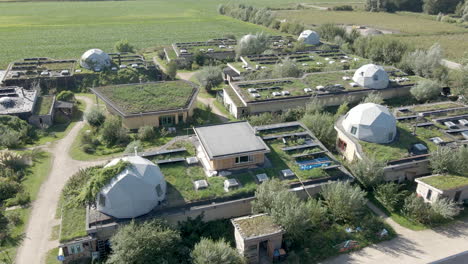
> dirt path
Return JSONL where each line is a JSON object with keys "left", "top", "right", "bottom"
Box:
{"left": 197, "top": 96, "right": 230, "bottom": 122}
{"left": 323, "top": 202, "right": 468, "bottom": 264}
{"left": 15, "top": 96, "right": 106, "bottom": 264}
{"left": 442, "top": 59, "right": 463, "bottom": 70}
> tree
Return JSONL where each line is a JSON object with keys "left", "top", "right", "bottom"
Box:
{"left": 430, "top": 198, "right": 460, "bottom": 222}
{"left": 320, "top": 181, "right": 367, "bottom": 222}
{"left": 423, "top": 0, "right": 463, "bottom": 14}
{"left": 138, "top": 126, "right": 155, "bottom": 141}
{"left": 0, "top": 116, "right": 34, "bottom": 148}
{"left": 101, "top": 116, "right": 129, "bottom": 146}
{"left": 374, "top": 183, "right": 409, "bottom": 212}
{"left": 236, "top": 32, "right": 269, "bottom": 56}
{"left": 195, "top": 66, "right": 224, "bottom": 92}
{"left": 317, "top": 23, "right": 345, "bottom": 42}
{"left": 451, "top": 65, "right": 468, "bottom": 102}
{"left": 400, "top": 43, "right": 446, "bottom": 81}
{"left": 362, "top": 92, "right": 384, "bottom": 104}
{"left": 106, "top": 219, "right": 183, "bottom": 264}
{"left": 114, "top": 39, "right": 135, "bottom": 53}
{"left": 410, "top": 80, "right": 441, "bottom": 102}
{"left": 85, "top": 107, "right": 105, "bottom": 128}
{"left": 271, "top": 58, "right": 302, "bottom": 78}
{"left": 56, "top": 91, "right": 75, "bottom": 102}
{"left": 350, "top": 156, "right": 386, "bottom": 189}
{"left": 402, "top": 194, "right": 431, "bottom": 224}
{"left": 166, "top": 61, "right": 178, "bottom": 80}
{"left": 430, "top": 146, "right": 468, "bottom": 176}
{"left": 191, "top": 238, "right": 245, "bottom": 264}
{"left": 301, "top": 112, "right": 336, "bottom": 148}
{"left": 335, "top": 102, "right": 349, "bottom": 117}
{"left": 252, "top": 179, "right": 285, "bottom": 213}
{"left": 124, "top": 140, "right": 143, "bottom": 155}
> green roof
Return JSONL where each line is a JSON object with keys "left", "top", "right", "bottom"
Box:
{"left": 233, "top": 214, "right": 282, "bottom": 238}
{"left": 419, "top": 175, "right": 468, "bottom": 190}
{"left": 33, "top": 96, "right": 54, "bottom": 115}
{"left": 92, "top": 81, "right": 197, "bottom": 115}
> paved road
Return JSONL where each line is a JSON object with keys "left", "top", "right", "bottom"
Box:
{"left": 323, "top": 203, "right": 468, "bottom": 264}
{"left": 430, "top": 251, "right": 468, "bottom": 264}
{"left": 15, "top": 96, "right": 105, "bottom": 264}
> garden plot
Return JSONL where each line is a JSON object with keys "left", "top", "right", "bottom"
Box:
{"left": 4, "top": 57, "right": 76, "bottom": 81}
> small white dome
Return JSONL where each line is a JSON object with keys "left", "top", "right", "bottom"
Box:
{"left": 298, "top": 30, "right": 320, "bottom": 45}
{"left": 342, "top": 103, "right": 397, "bottom": 144}
{"left": 80, "top": 49, "right": 111, "bottom": 71}
{"left": 97, "top": 156, "right": 166, "bottom": 219}
{"left": 353, "top": 64, "right": 389, "bottom": 89}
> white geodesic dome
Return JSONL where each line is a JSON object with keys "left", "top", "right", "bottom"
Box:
{"left": 352, "top": 64, "right": 389, "bottom": 89}
{"left": 239, "top": 34, "right": 256, "bottom": 46}
{"left": 298, "top": 30, "right": 320, "bottom": 45}
{"left": 96, "top": 156, "right": 166, "bottom": 219}
{"left": 80, "top": 49, "right": 111, "bottom": 71}
{"left": 342, "top": 103, "right": 397, "bottom": 144}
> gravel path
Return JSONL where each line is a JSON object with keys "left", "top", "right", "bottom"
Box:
{"left": 322, "top": 202, "right": 468, "bottom": 264}
{"left": 16, "top": 96, "right": 106, "bottom": 264}
{"left": 197, "top": 96, "right": 230, "bottom": 122}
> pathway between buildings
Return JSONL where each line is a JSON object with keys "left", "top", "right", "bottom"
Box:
{"left": 322, "top": 202, "right": 468, "bottom": 264}
{"left": 15, "top": 96, "right": 105, "bottom": 264}
{"left": 197, "top": 96, "right": 230, "bottom": 122}
{"left": 442, "top": 59, "right": 463, "bottom": 70}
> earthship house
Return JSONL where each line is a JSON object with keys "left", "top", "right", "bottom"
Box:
{"left": 80, "top": 49, "right": 112, "bottom": 72}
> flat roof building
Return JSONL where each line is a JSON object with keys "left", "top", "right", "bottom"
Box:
{"left": 194, "top": 121, "right": 270, "bottom": 171}
{"left": 0, "top": 86, "right": 37, "bottom": 118}
{"left": 91, "top": 81, "right": 198, "bottom": 130}
{"left": 416, "top": 175, "right": 468, "bottom": 204}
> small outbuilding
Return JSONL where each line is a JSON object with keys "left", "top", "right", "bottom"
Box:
{"left": 341, "top": 103, "right": 397, "bottom": 144}
{"left": 194, "top": 121, "right": 270, "bottom": 171}
{"left": 96, "top": 156, "right": 167, "bottom": 219}
{"left": 80, "top": 49, "right": 112, "bottom": 71}
{"left": 353, "top": 64, "right": 389, "bottom": 89}
{"left": 231, "top": 214, "right": 285, "bottom": 264}
{"left": 298, "top": 30, "right": 320, "bottom": 45}
{"left": 416, "top": 175, "right": 468, "bottom": 204}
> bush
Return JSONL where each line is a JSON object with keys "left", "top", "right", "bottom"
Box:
{"left": 321, "top": 181, "right": 367, "bottom": 222}
{"left": 100, "top": 116, "right": 129, "bottom": 147}
{"left": 124, "top": 140, "right": 143, "bottom": 155}
{"left": 333, "top": 5, "right": 353, "bottom": 11}
{"left": 403, "top": 194, "right": 431, "bottom": 224}
{"left": 85, "top": 107, "right": 105, "bottom": 128}
{"left": 271, "top": 58, "right": 302, "bottom": 78}
{"left": 430, "top": 146, "right": 468, "bottom": 176}
{"left": 166, "top": 61, "right": 178, "bottom": 80}
{"left": 138, "top": 126, "right": 155, "bottom": 141}
{"left": 423, "top": 0, "right": 462, "bottom": 15}
{"left": 114, "top": 39, "right": 135, "bottom": 53}
{"left": 354, "top": 37, "right": 409, "bottom": 65}
{"left": 0, "top": 115, "right": 34, "bottom": 148}
{"left": 400, "top": 43, "right": 446, "bottom": 81}
{"left": 0, "top": 178, "right": 21, "bottom": 202}
{"left": 248, "top": 112, "right": 285, "bottom": 126}
{"left": 81, "top": 144, "right": 96, "bottom": 154}
{"left": 362, "top": 92, "right": 384, "bottom": 104}
{"left": 236, "top": 32, "right": 270, "bottom": 56}
{"left": 410, "top": 80, "right": 441, "bottom": 102}
{"left": 374, "top": 183, "right": 409, "bottom": 212}
{"left": 317, "top": 23, "right": 346, "bottom": 42}
{"left": 192, "top": 238, "right": 245, "bottom": 264}
{"left": 430, "top": 198, "right": 460, "bottom": 222}
{"left": 301, "top": 112, "right": 336, "bottom": 148}
{"left": 195, "top": 66, "right": 224, "bottom": 92}
{"left": 350, "top": 156, "right": 386, "bottom": 189}
{"left": 56, "top": 91, "right": 75, "bottom": 102}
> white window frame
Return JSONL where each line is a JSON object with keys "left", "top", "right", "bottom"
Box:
{"left": 235, "top": 155, "right": 253, "bottom": 164}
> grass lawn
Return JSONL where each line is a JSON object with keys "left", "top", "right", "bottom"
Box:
{"left": 45, "top": 248, "right": 60, "bottom": 264}
{"left": 93, "top": 81, "right": 196, "bottom": 114}
{"left": 418, "top": 175, "right": 468, "bottom": 190}
{"left": 0, "top": 0, "right": 289, "bottom": 67}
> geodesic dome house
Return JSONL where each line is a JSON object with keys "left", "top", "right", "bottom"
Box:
{"left": 96, "top": 156, "right": 167, "bottom": 219}
{"left": 342, "top": 103, "right": 397, "bottom": 144}
{"left": 298, "top": 30, "right": 320, "bottom": 45}
{"left": 80, "top": 49, "right": 111, "bottom": 71}
{"left": 352, "top": 64, "right": 389, "bottom": 89}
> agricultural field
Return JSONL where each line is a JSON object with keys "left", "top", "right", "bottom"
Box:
{"left": 0, "top": 0, "right": 359, "bottom": 67}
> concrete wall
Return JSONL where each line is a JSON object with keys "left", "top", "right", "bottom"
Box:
{"left": 384, "top": 159, "right": 431, "bottom": 182}
{"left": 223, "top": 88, "right": 241, "bottom": 118}
{"left": 336, "top": 129, "right": 361, "bottom": 162}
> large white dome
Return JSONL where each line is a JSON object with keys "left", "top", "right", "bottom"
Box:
{"left": 96, "top": 156, "right": 166, "bottom": 219}
{"left": 298, "top": 30, "right": 320, "bottom": 45}
{"left": 80, "top": 49, "right": 111, "bottom": 71}
{"left": 353, "top": 64, "right": 389, "bottom": 89}
{"left": 342, "top": 103, "right": 397, "bottom": 144}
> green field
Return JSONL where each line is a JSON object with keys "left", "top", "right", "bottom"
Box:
{"left": 0, "top": 0, "right": 332, "bottom": 67}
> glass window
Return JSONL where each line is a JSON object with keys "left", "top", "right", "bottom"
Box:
{"left": 426, "top": 189, "right": 432, "bottom": 200}
{"left": 155, "top": 184, "right": 163, "bottom": 197}
{"left": 159, "top": 115, "right": 175, "bottom": 126}
{"left": 235, "top": 155, "right": 251, "bottom": 164}
{"left": 98, "top": 194, "right": 106, "bottom": 207}
{"left": 350, "top": 126, "right": 357, "bottom": 135}
{"left": 454, "top": 191, "right": 462, "bottom": 202}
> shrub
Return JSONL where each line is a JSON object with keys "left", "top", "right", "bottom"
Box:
{"left": 138, "top": 126, "right": 155, "bottom": 141}
{"left": 114, "top": 39, "right": 135, "bottom": 53}
{"left": 101, "top": 116, "right": 129, "bottom": 146}
{"left": 236, "top": 32, "right": 269, "bottom": 56}
{"left": 317, "top": 23, "right": 346, "bottom": 42}
{"left": 410, "top": 80, "right": 441, "bottom": 102}
{"left": 430, "top": 198, "right": 460, "bottom": 222}
{"left": 301, "top": 112, "right": 336, "bottom": 148}
{"left": 271, "top": 58, "right": 302, "bottom": 78}
{"left": 81, "top": 144, "right": 96, "bottom": 154}
{"left": 362, "top": 92, "right": 384, "bottom": 104}
{"left": 400, "top": 43, "right": 446, "bottom": 81}
{"left": 0, "top": 178, "right": 21, "bottom": 202}
{"left": 192, "top": 238, "right": 245, "bottom": 264}
{"left": 85, "top": 107, "right": 106, "bottom": 128}
{"left": 166, "top": 61, "right": 178, "bottom": 80}
{"left": 430, "top": 146, "right": 468, "bottom": 176}
{"left": 195, "top": 66, "right": 224, "bottom": 92}
{"left": 124, "top": 140, "right": 143, "bottom": 155}
{"left": 333, "top": 5, "right": 353, "bottom": 11}
{"left": 374, "top": 183, "right": 409, "bottom": 212}
{"left": 402, "top": 194, "right": 431, "bottom": 224}
{"left": 350, "top": 156, "right": 386, "bottom": 189}
{"left": 0, "top": 150, "right": 24, "bottom": 169}
{"left": 248, "top": 112, "right": 285, "bottom": 126}
{"left": 0, "top": 115, "right": 34, "bottom": 148}
{"left": 354, "top": 37, "right": 409, "bottom": 65}
{"left": 423, "top": 0, "right": 462, "bottom": 15}
{"left": 56, "top": 91, "right": 75, "bottom": 102}
{"left": 321, "top": 181, "right": 367, "bottom": 222}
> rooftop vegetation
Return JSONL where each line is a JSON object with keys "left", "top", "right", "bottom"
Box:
{"left": 94, "top": 81, "right": 196, "bottom": 114}
{"left": 234, "top": 214, "right": 281, "bottom": 238}
{"left": 33, "top": 96, "right": 54, "bottom": 115}
{"left": 360, "top": 122, "right": 446, "bottom": 162}
{"left": 419, "top": 175, "right": 468, "bottom": 190}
